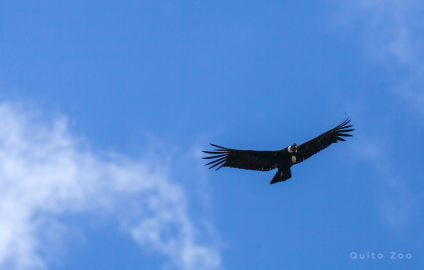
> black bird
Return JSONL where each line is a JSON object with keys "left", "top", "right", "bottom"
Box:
{"left": 203, "top": 118, "right": 354, "bottom": 184}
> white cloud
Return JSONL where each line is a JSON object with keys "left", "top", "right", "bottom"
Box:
{"left": 336, "top": 0, "right": 422, "bottom": 64}
{"left": 335, "top": 0, "right": 424, "bottom": 112}
{"left": 335, "top": 1, "right": 424, "bottom": 235}
{"left": 0, "top": 102, "right": 221, "bottom": 270}
{"left": 349, "top": 135, "right": 421, "bottom": 237}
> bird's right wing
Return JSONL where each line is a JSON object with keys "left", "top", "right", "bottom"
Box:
{"left": 203, "top": 144, "right": 281, "bottom": 171}
{"left": 294, "top": 118, "right": 354, "bottom": 165}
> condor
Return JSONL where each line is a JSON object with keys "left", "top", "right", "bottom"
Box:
{"left": 203, "top": 118, "right": 354, "bottom": 184}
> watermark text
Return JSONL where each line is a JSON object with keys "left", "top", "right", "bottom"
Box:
{"left": 350, "top": 252, "right": 412, "bottom": 260}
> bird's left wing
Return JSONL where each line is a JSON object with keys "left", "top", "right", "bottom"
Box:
{"left": 203, "top": 144, "right": 281, "bottom": 171}
{"left": 294, "top": 118, "right": 354, "bottom": 165}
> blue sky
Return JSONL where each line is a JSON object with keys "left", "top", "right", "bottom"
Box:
{"left": 0, "top": 1, "right": 423, "bottom": 269}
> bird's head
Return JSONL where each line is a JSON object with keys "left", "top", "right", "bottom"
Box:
{"left": 288, "top": 143, "right": 298, "bottom": 153}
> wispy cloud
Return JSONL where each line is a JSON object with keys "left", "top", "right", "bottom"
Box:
{"left": 335, "top": 0, "right": 422, "bottom": 64}
{"left": 335, "top": 0, "right": 424, "bottom": 112}
{"left": 350, "top": 134, "right": 422, "bottom": 238}
{"left": 335, "top": 0, "right": 424, "bottom": 235}
{"left": 0, "top": 102, "right": 221, "bottom": 270}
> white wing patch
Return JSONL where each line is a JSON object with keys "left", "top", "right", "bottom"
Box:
{"left": 291, "top": 155, "right": 296, "bottom": 163}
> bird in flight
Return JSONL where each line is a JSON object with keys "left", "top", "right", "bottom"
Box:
{"left": 203, "top": 118, "right": 354, "bottom": 184}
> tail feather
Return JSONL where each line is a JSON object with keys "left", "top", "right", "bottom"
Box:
{"left": 270, "top": 169, "right": 292, "bottom": 184}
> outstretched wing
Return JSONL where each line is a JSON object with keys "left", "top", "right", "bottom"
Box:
{"left": 202, "top": 144, "right": 281, "bottom": 171}
{"left": 294, "top": 118, "right": 354, "bottom": 164}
